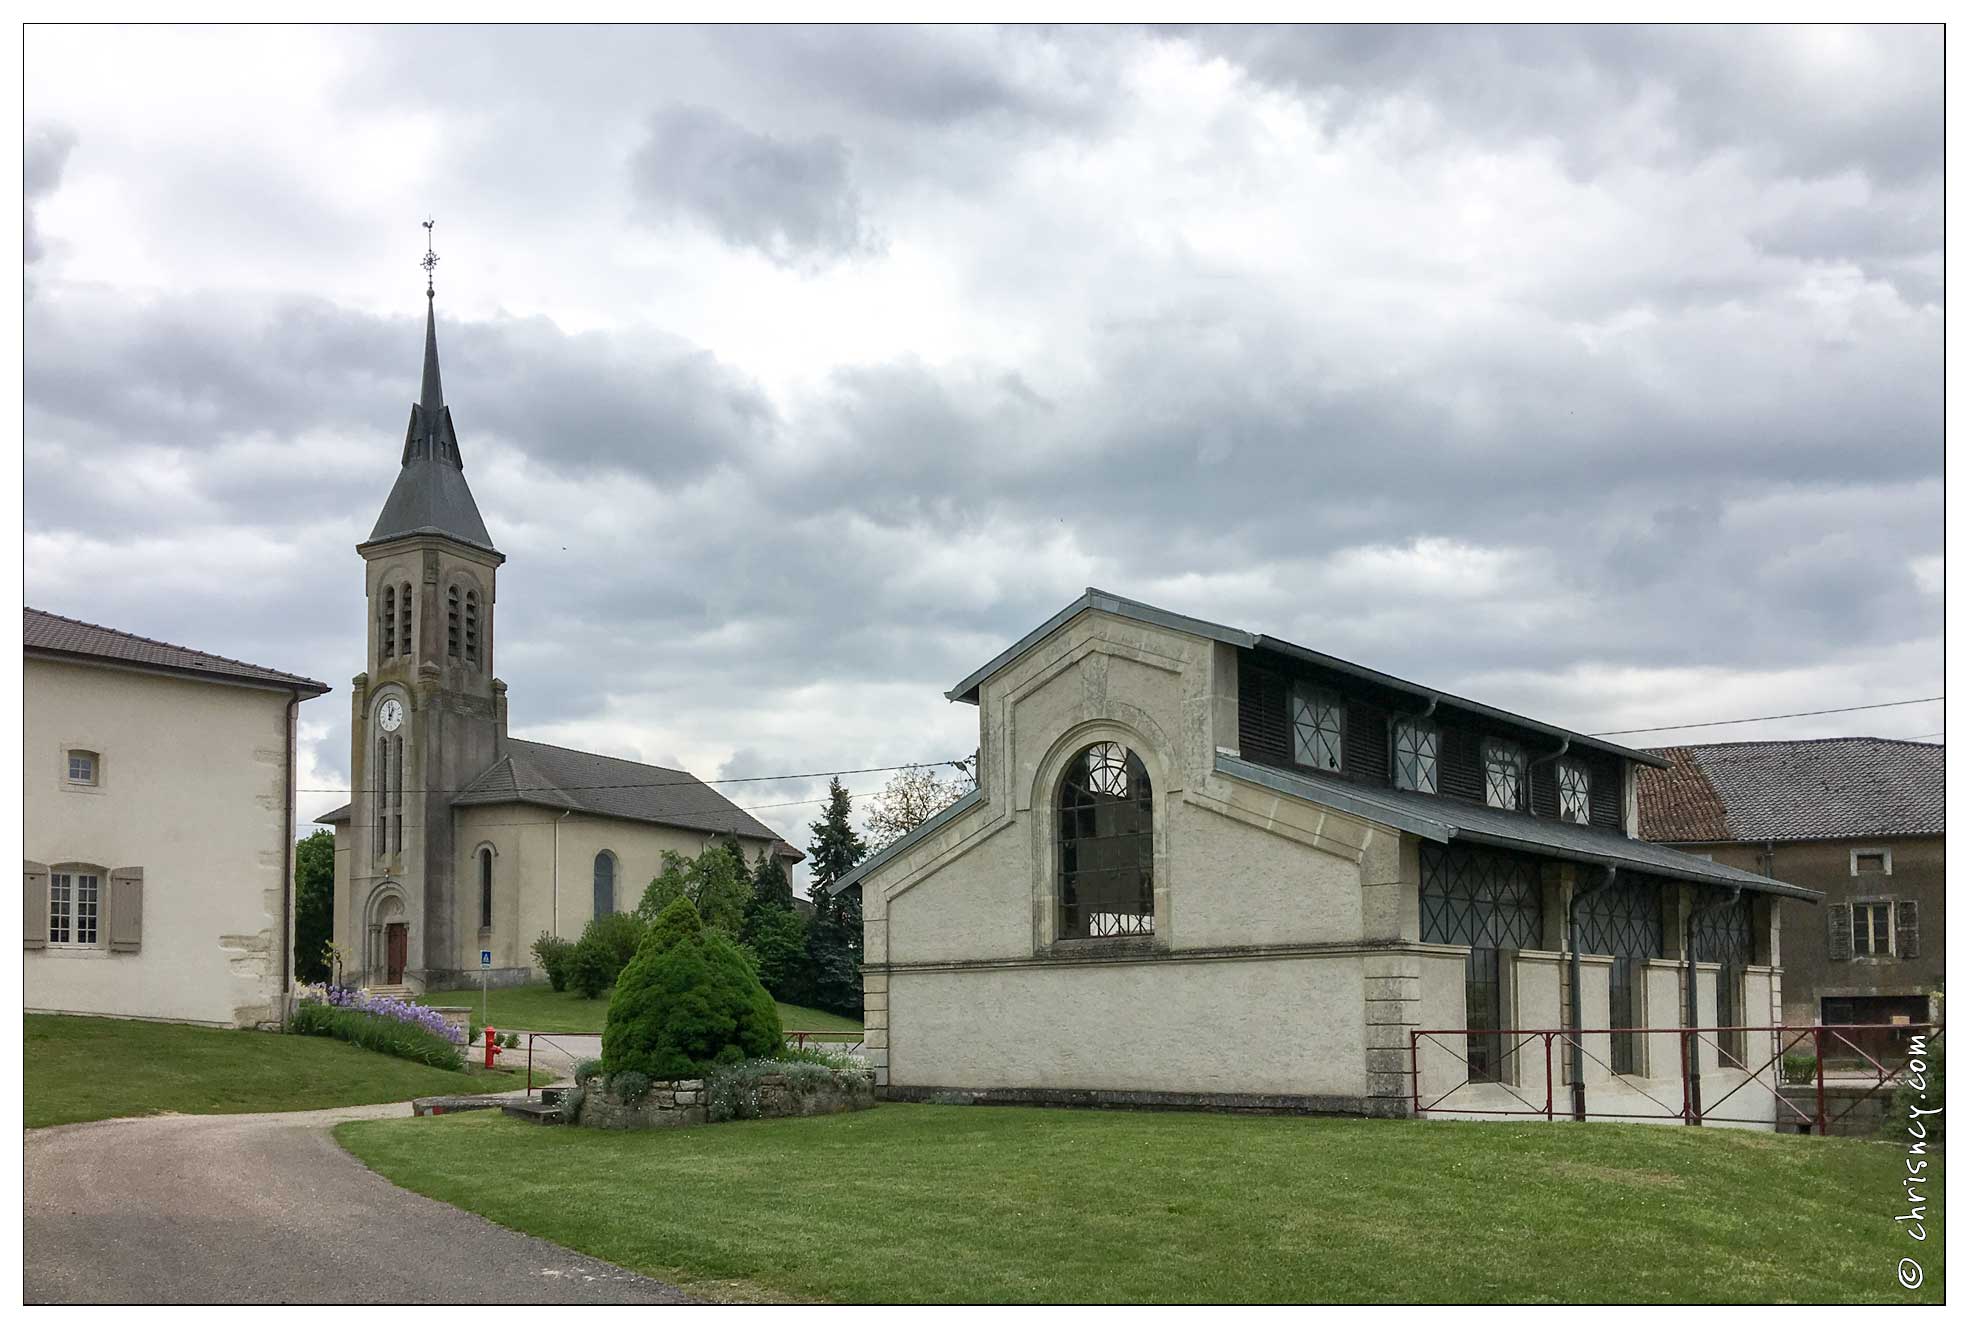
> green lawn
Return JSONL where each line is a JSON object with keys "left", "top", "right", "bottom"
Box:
{"left": 418, "top": 982, "right": 862, "bottom": 1037}
{"left": 336, "top": 1103, "right": 1942, "bottom": 1304}
{"left": 26, "top": 1014, "right": 527, "bottom": 1129}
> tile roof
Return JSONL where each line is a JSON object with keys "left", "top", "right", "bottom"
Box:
{"left": 25, "top": 607, "right": 330, "bottom": 695}
{"left": 1637, "top": 738, "right": 1944, "bottom": 844}
{"left": 452, "top": 737, "right": 795, "bottom": 849}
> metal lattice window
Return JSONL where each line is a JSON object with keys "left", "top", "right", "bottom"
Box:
{"left": 1557, "top": 760, "right": 1590, "bottom": 824}
{"left": 1465, "top": 947, "right": 1504, "bottom": 1082}
{"left": 1058, "top": 742, "right": 1154, "bottom": 939}
{"left": 1578, "top": 874, "right": 1664, "bottom": 1075}
{"left": 1394, "top": 720, "right": 1439, "bottom": 793}
{"left": 1482, "top": 739, "right": 1524, "bottom": 810}
{"left": 1693, "top": 888, "right": 1755, "bottom": 1063}
{"left": 1420, "top": 842, "right": 1545, "bottom": 950}
{"left": 1291, "top": 685, "right": 1345, "bottom": 772}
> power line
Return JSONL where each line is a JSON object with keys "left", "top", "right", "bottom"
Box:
{"left": 1592, "top": 696, "right": 1943, "bottom": 738}
{"left": 298, "top": 757, "right": 969, "bottom": 798}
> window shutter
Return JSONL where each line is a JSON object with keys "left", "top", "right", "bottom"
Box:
{"left": 109, "top": 866, "right": 144, "bottom": 953}
{"left": 24, "top": 860, "right": 48, "bottom": 950}
{"left": 1895, "top": 899, "right": 1919, "bottom": 960}
{"left": 1825, "top": 902, "right": 1852, "bottom": 962}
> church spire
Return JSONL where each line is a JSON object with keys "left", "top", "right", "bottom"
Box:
{"left": 360, "top": 220, "right": 499, "bottom": 556}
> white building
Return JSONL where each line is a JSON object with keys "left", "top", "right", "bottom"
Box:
{"left": 831, "top": 591, "right": 1818, "bottom": 1126}
{"left": 23, "top": 608, "right": 329, "bottom": 1027}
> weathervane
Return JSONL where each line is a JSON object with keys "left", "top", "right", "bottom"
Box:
{"left": 421, "top": 218, "right": 439, "bottom": 298}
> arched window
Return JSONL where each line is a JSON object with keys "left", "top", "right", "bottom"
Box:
{"left": 447, "top": 585, "right": 461, "bottom": 660}
{"left": 381, "top": 585, "right": 397, "bottom": 658}
{"left": 478, "top": 847, "right": 494, "bottom": 929}
{"left": 465, "top": 591, "right": 481, "bottom": 669}
{"left": 593, "top": 851, "right": 616, "bottom": 918}
{"left": 397, "top": 581, "right": 413, "bottom": 661}
{"left": 1057, "top": 742, "right": 1154, "bottom": 939}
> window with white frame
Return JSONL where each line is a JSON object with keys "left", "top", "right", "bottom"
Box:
{"left": 1852, "top": 901, "right": 1894, "bottom": 957}
{"left": 1291, "top": 684, "right": 1345, "bottom": 772}
{"left": 1483, "top": 739, "right": 1524, "bottom": 810}
{"left": 1852, "top": 848, "right": 1892, "bottom": 877}
{"left": 1556, "top": 759, "right": 1590, "bottom": 824}
{"left": 66, "top": 749, "right": 98, "bottom": 786}
{"left": 49, "top": 868, "right": 101, "bottom": 946}
{"left": 1394, "top": 719, "right": 1439, "bottom": 793}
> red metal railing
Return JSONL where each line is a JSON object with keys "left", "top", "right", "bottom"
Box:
{"left": 1409, "top": 1022, "right": 1932, "bottom": 1131}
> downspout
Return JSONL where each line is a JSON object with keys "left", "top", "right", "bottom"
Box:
{"left": 1567, "top": 863, "right": 1616, "bottom": 1120}
{"left": 1684, "top": 882, "right": 1744, "bottom": 1126}
{"left": 280, "top": 688, "right": 301, "bottom": 1030}
{"left": 553, "top": 809, "right": 572, "bottom": 936}
{"left": 1527, "top": 738, "right": 1570, "bottom": 819}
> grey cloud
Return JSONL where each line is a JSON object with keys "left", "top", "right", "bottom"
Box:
{"left": 24, "top": 123, "right": 76, "bottom": 264}
{"left": 629, "top": 104, "right": 877, "bottom": 267}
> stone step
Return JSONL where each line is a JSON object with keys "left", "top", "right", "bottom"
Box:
{"left": 501, "top": 1100, "right": 563, "bottom": 1126}
{"left": 411, "top": 1093, "right": 515, "bottom": 1117}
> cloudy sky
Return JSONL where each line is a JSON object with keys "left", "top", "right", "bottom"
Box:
{"left": 23, "top": 24, "right": 1943, "bottom": 860}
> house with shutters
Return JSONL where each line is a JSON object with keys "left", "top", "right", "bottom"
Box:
{"left": 23, "top": 608, "right": 329, "bottom": 1028}
{"left": 828, "top": 590, "right": 1819, "bottom": 1123}
{"left": 1637, "top": 738, "right": 1943, "bottom": 1059}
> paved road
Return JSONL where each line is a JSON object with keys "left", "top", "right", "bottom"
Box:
{"left": 25, "top": 1102, "right": 691, "bottom": 1304}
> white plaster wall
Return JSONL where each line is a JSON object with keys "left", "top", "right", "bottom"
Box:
{"left": 1169, "top": 798, "right": 1364, "bottom": 948}
{"left": 1742, "top": 967, "right": 1776, "bottom": 1070}
{"left": 1576, "top": 956, "right": 1613, "bottom": 1084}
{"left": 1643, "top": 960, "right": 1684, "bottom": 1080}
{"left": 1692, "top": 964, "right": 1720, "bottom": 1073}
{"left": 888, "top": 955, "right": 1366, "bottom": 1097}
{"left": 888, "top": 821, "right": 1031, "bottom": 964}
{"left": 1415, "top": 949, "right": 1469, "bottom": 1103}
{"left": 25, "top": 658, "right": 303, "bottom": 1027}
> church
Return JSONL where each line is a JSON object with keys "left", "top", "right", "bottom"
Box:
{"left": 318, "top": 277, "right": 800, "bottom": 993}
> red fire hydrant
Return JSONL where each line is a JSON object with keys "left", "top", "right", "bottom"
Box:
{"left": 484, "top": 1026, "right": 497, "bottom": 1069}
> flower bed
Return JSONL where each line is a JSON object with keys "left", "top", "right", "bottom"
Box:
{"left": 290, "top": 984, "right": 467, "bottom": 1070}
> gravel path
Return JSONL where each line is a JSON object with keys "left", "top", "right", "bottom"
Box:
{"left": 25, "top": 1102, "right": 691, "bottom": 1304}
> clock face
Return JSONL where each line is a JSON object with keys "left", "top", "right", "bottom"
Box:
{"left": 378, "top": 698, "right": 404, "bottom": 733}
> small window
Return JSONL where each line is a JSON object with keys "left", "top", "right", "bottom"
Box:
{"left": 1853, "top": 901, "right": 1894, "bottom": 957}
{"left": 1393, "top": 720, "right": 1438, "bottom": 793}
{"left": 397, "top": 581, "right": 413, "bottom": 661}
{"left": 1291, "top": 684, "right": 1345, "bottom": 772}
{"left": 1852, "top": 849, "right": 1892, "bottom": 877}
{"left": 1483, "top": 739, "right": 1524, "bottom": 811}
{"left": 593, "top": 851, "right": 616, "bottom": 917}
{"left": 381, "top": 585, "right": 397, "bottom": 658}
{"left": 66, "top": 749, "right": 98, "bottom": 786}
{"left": 49, "top": 869, "right": 101, "bottom": 947}
{"left": 1556, "top": 760, "right": 1590, "bottom": 825}
{"left": 478, "top": 847, "right": 493, "bottom": 929}
{"left": 465, "top": 591, "right": 480, "bottom": 668}
{"left": 447, "top": 586, "right": 461, "bottom": 659}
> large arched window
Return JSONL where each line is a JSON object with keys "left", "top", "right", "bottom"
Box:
{"left": 478, "top": 847, "right": 494, "bottom": 929}
{"left": 1057, "top": 742, "right": 1154, "bottom": 939}
{"left": 593, "top": 851, "right": 616, "bottom": 918}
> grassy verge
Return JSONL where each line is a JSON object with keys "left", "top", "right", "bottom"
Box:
{"left": 336, "top": 1103, "right": 1941, "bottom": 1304}
{"left": 27, "top": 1014, "right": 527, "bottom": 1129}
{"left": 418, "top": 982, "right": 862, "bottom": 1037}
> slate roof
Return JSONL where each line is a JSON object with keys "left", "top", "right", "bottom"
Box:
{"left": 1637, "top": 738, "right": 1945, "bottom": 844}
{"left": 25, "top": 607, "right": 329, "bottom": 695}
{"left": 452, "top": 738, "right": 795, "bottom": 848}
{"left": 362, "top": 297, "right": 498, "bottom": 554}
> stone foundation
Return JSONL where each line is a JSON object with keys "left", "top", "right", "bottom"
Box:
{"left": 573, "top": 1075, "right": 709, "bottom": 1130}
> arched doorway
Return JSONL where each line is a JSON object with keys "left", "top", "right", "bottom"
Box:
{"left": 365, "top": 886, "right": 409, "bottom": 987}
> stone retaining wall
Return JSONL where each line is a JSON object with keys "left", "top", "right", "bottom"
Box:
{"left": 571, "top": 1067, "right": 875, "bottom": 1129}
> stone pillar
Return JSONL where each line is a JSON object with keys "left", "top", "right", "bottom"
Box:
{"left": 862, "top": 888, "right": 890, "bottom": 1088}
{"left": 1360, "top": 830, "right": 1421, "bottom": 1116}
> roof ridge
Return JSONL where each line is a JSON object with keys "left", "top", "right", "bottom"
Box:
{"left": 505, "top": 736, "right": 693, "bottom": 778}
{"left": 25, "top": 605, "right": 327, "bottom": 689}
{"left": 1656, "top": 735, "right": 1944, "bottom": 751}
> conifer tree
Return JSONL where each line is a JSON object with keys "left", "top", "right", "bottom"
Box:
{"left": 802, "top": 776, "right": 868, "bottom": 1015}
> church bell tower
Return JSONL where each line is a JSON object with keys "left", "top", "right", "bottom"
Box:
{"left": 348, "top": 223, "right": 507, "bottom": 990}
